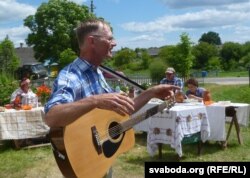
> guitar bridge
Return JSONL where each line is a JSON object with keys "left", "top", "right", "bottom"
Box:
{"left": 91, "top": 126, "right": 102, "bottom": 155}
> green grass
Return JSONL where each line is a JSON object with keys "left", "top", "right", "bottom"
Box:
{"left": 0, "top": 84, "right": 249, "bottom": 178}
{"left": 217, "top": 71, "right": 249, "bottom": 77}
{"left": 202, "top": 84, "right": 250, "bottom": 103}
{"left": 0, "top": 142, "right": 55, "bottom": 178}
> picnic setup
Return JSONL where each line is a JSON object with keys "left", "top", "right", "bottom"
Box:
{"left": 133, "top": 98, "right": 249, "bottom": 158}
{"left": 1, "top": 1, "right": 250, "bottom": 177}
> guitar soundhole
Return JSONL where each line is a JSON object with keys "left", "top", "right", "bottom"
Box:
{"left": 103, "top": 121, "right": 124, "bottom": 158}
{"left": 109, "top": 122, "right": 122, "bottom": 139}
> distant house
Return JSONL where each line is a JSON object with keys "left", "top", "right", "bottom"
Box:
{"left": 15, "top": 43, "right": 37, "bottom": 66}
{"left": 147, "top": 47, "right": 160, "bottom": 57}
{"left": 112, "top": 47, "right": 160, "bottom": 58}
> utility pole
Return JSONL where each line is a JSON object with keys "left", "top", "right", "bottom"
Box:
{"left": 248, "top": 66, "right": 250, "bottom": 87}
{"left": 90, "top": 0, "right": 96, "bottom": 13}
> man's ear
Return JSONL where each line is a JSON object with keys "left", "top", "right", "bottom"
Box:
{"left": 87, "top": 36, "right": 95, "bottom": 45}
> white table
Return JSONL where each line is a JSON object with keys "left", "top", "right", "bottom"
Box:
{"left": 206, "top": 102, "right": 250, "bottom": 141}
{"left": 134, "top": 100, "right": 250, "bottom": 155}
{"left": 0, "top": 107, "right": 49, "bottom": 140}
{"left": 133, "top": 100, "right": 210, "bottom": 157}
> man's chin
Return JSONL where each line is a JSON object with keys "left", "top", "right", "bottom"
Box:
{"left": 106, "top": 52, "right": 113, "bottom": 58}
{"left": 104, "top": 56, "right": 112, "bottom": 61}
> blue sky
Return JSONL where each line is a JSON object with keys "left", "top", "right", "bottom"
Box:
{"left": 1, "top": 0, "right": 250, "bottom": 50}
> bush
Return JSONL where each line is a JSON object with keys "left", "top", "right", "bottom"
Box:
{"left": 149, "top": 60, "right": 166, "bottom": 84}
{"left": 0, "top": 73, "right": 18, "bottom": 105}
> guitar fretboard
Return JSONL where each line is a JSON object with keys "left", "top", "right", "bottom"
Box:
{"left": 121, "top": 100, "right": 173, "bottom": 132}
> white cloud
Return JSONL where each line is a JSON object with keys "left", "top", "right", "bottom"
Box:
{"left": 0, "top": 0, "right": 36, "bottom": 21}
{"left": 115, "top": 33, "right": 166, "bottom": 50}
{"left": 234, "top": 26, "right": 250, "bottom": 43}
{"left": 119, "top": 1, "right": 250, "bottom": 49}
{"left": 127, "top": 33, "right": 165, "bottom": 42}
{"left": 0, "top": 26, "right": 30, "bottom": 47}
{"left": 107, "top": 0, "right": 120, "bottom": 3}
{"left": 121, "top": 9, "right": 250, "bottom": 33}
{"left": 0, "top": 0, "right": 35, "bottom": 46}
{"left": 69, "top": 0, "right": 87, "bottom": 5}
{"left": 225, "top": 1, "right": 250, "bottom": 11}
{"left": 159, "top": 0, "right": 249, "bottom": 9}
{"left": 1, "top": 0, "right": 250, "bottom": 50}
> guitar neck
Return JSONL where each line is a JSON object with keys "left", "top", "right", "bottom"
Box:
{"left": 121, "top": 101, "right": 171, "bottom": 131}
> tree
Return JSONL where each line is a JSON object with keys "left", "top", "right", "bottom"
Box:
{"left": 207, "top": 56, "right": 221, "bottom": 71}
{"left": 192, "top": 42, "right": 219, "bottom": 69}
{"left": 241, "top": 53, "right": 250, "bottom": 68}
{"left": 140, "top": 51, "right": 151, "bottom": 69}
{"left": 159, "top": 45, "right": 176, "bottom": 64}
{"left": 242, "top": 41, "right": 250, "bottom": 56}
{"left": 199, "top": 31, "right": 222, "bottom": 45}
{"left": 220, "top": 42, "right": 243, "bottom": 70}
{"left": 113, "top": 48, "right": 136, "bottom": 70}
{"left": 24, "top": 0, "right": 94, "bottom": 62}
{"left": 241, "top": 41, "right": 250, "bottom": 68}
{"left": 176, "top": 33, "right": 194, "bottom": 79}
{"left": 0, "top": 36, "right": 20, "bottom": 76}
{"left": 149, "top": 60, "right": 166, "bottom": 84}
{"left": 160, "top": 33, "right": 194, "bottom": 79}
{"left": 59, "top": 48, "right": 77, "bottom": 69}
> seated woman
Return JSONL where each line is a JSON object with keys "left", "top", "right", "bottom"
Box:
{"left": 185, "top": 78, "right": 206, "bottom": 102}
{"left": 10, "top": 77, "right": 37, "bottom": 105}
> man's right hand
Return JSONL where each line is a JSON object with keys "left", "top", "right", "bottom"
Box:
{"left": 93, "top": 93, "right": 135, "bottom": 116}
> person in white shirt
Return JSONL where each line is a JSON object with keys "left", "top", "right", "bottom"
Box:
{"left": 10, "top": 77, "right": 37, "bottom": 105}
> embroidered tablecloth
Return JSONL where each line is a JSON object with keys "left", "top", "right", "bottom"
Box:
{"left": 0, "top": 107, "right": 49, "bottom": 140}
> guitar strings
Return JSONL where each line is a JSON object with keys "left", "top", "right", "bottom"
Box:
{"left": 98, "top": 123, "right": 126, "bottom": 142}
{"left": 98, "top": 98, "right": 175, "bottom": 143}
{"left": 98, "top": 114, "right": 148, "bottom": 142}
{"left": 97, "top": 112, "right": 145, "bottom": 142}
{"left": 97, "top": 113, "right": 159, "bottom": 142}
{"left": 98, "top": 111, "right": 151, "bottom": 142}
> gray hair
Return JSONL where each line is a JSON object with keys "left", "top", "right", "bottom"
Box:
{"left": 76, "top": 18, "right": 110, "bottom": 47}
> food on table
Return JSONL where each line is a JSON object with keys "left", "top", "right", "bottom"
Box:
{"left": 0, "top": 106, "right": 5, "bottom": 112}
{"left": 4, "top": 104, "right": 13, "bottom": 109}
{"left": 21, "top": 105, "right": 32, "bottom": 110}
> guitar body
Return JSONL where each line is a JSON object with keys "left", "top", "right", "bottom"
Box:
{"left": 50, "top": 108, "right": 135, "bottom": 178}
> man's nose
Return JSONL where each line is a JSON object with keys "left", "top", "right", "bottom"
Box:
{"left": 111, "top": 40, "right": 117, "bottom": 47}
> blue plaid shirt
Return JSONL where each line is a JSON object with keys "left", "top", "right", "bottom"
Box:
{"left": 44, "top": 58, "right": 113, "bottom": 113}
{"left": 160, "top": 76, "right": 183, "bottom": 89}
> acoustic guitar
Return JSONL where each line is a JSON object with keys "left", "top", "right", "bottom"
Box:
{"left": 49, "top": 99, "right": 174, "bottom": 178}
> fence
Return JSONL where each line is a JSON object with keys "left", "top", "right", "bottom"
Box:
{"left": 31, "top": 73, "right": 210, "bottom": 91}
{"left": 31, "top": 78, "right": 54, "bottom": 88}
{"left": 106, "top": 75, "right": 157, "bottom": 90}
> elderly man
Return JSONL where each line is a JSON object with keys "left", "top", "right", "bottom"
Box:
{"left": 44, "top": 18, "right": 180, "bottom": 178}
{"left": 160, "top": 67, "right": 183, "bottom": 91}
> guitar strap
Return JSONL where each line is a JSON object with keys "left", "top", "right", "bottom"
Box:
{"left": 99, "top": 66, "right": 175, "bottom": 105}
{"left": 99, "top": 65, "right": 146, "bottom": 92}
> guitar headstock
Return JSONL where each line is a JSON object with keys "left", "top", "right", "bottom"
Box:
{"left": 165, "top": 96, "right": 176, "bottom": 112}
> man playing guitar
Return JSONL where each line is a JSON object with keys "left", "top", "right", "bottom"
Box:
{"left": 44, "top": 18, "right": 179, "bottom": 178}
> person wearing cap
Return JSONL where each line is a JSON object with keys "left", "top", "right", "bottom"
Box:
{"left": 10, "top": 77, "right": 37, "bottom": 104}
{"left": 160, "top": 67, "right": 183, "bottom": 91}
